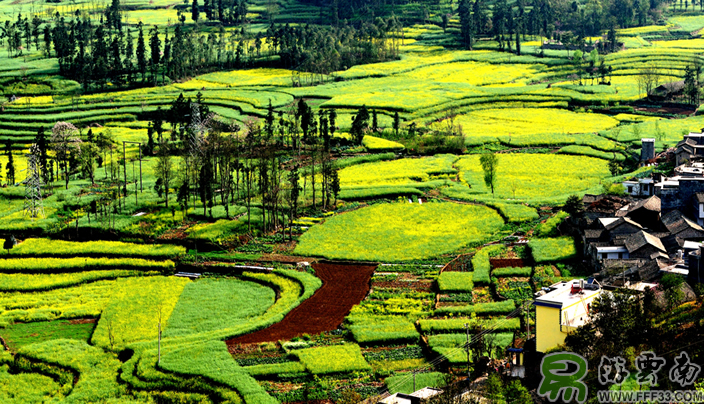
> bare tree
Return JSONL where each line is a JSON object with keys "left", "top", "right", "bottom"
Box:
{"left": 50, "top": 122, "right": 82, "bottom": 189}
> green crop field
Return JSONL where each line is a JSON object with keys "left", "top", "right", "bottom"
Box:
{"left": 295, "top": 202, "right": 504, "bottom": 261}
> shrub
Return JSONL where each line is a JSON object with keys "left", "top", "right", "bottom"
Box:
{"left": 530, "top": 237, "right": 577, "bottom": 263}
{"left": 437, "top": 272, "right": 474, "bottom": 293}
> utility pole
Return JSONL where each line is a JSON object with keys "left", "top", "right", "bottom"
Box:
{"left": 122, "top": 141, "right": 144, "bottom": 206}
{"left": 464, "top": 322, "right": 471, "bottom": 389}
{"left": 525, "top": 300, "right": 531, "bottom": 338}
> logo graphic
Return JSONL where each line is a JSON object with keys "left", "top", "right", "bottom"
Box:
{"left": 598, "top": 356, "right": 630, "bottom": 385}
{"left": 635, "top": 351, "right": 666, "bottom": 385}
{"left": 669, "top": 352, "right": 701, "bottom": 386}
{"left": 538, "top": 352, "right": 589, "bottom": 403}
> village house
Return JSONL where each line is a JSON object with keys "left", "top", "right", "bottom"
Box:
{"left": 533, "top": 279, "right": 602, "bottom": 352}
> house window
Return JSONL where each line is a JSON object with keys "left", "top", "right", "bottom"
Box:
{"left": 627, "top": 186, "right": 633, "bottom": 193}
{"left": 618, "top": 252, "right": 623, "bottom": 259}
{"left": 601, "top": 253, "right": 607, "bottom": 259}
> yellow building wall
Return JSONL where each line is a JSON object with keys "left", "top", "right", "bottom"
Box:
{"left": 536, "top": 305, "right": 566, "bottom": 352}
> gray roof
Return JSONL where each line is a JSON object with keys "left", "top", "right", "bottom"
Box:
{"left": 605, "top": 217, "right": 644, "bottom": 231}
{"left": 662, "top": 209, "right": 685, "bottom": 227}
{"left": 584, "top": 229, "right": 605, "bottom": 239}
{"left": 625, "top": 231, "right": 666, "bottom": 253}
{"left": 627, "top": 196, "right": 661, "bottom": 213}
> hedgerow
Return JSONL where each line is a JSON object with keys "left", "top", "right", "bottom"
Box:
{"left": 530, "top": 237, "right": 577, "bottom": 263}
{"left": 492, "top": 267, "right": 533, "bottom": 277}
{"left": 437, "top": 272, "right": 474, "bottom": 292}
{"left": 472, "top": 244, "right": 505, "bottom": 285}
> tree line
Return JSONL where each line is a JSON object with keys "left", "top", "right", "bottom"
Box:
{"left": 0, "top": 0, "right": 401, "bottom": 91}
{"left": 14, "top": 94, "right": 374, "bottom": 236}
{"left": 457, "top": 0, "right": 669, "bottom": 53}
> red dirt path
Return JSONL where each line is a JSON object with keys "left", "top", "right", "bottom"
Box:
{"left": 225, "top": 262, "right": 376, "bottom": 346}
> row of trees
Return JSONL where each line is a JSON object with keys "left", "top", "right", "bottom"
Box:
{"left": 458, "top": 0, "right": 667, "bottom": 53}
{"left": 1, "top": 0, "right": 401, "bottom": 89}
{"left": 15, "top": 94, "right": 367, "bottom": 235}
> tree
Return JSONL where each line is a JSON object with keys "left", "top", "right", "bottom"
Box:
{"left": 154, "top": 140, "right": 173, "bottom": 208}
{"left": 149, "top": 25, "right": 161, "bottom": 86}
{"left": 34, "top": 127, "right": 50, "bottom": 184}
{"left": 3, "top": 235, "right": 16, "bottom": 254}
{"left": 393, "top": 111, "right": 400, "bottom": 137}
{"left": 660, "top": 273, "right": 685, "bottom": 309}
{"left": 5, "top": 140, "right": 15, "bottom": 186}
{"left": 51, "top": 122, "right": 82, "bottom": 189}
{"left": 350, "top": 105, "right": 370, "bottom": 145}
{"left": 564, "top": 194, "right": 584, "bottom": 217}
{"left": 608, "top": 159, "right": 621, "bottom": 176}
{"left": 192, "top": 0, "right": 200, "bottom": 22}
{"left": 565, "top": 291, "right": 649, "bottom": 359}
{"left": 479, "top": 153, "right": 499, "bottom": 196}
{"left": 136, "top": 22, "right": 147, "bottom": 82}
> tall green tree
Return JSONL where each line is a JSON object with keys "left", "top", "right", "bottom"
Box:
{"left": 5, "top": 141, "right": 15, "bottom": 186}
{"left": 479, "top": 153, "right": 499, "bottom": 196}
{"left": 136, "top": 22, "right": 147, "bottom": 82}
{"left": 192, "top": 0, "right": 200, "bottom": 22}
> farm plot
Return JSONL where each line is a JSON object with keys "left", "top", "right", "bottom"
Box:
{"left": 448, "top": 154, "right": 611, "bottom": 204}
{"left": 295, "top": 202, "right": 504, "bottom": 261}
{"left": 164, "top": 278, "right": 276, "bottom": 338}
{"left": 226, "top": 263, "right": 375, "bottom": 345}
{"left": 447, "top": 108, "right": 619, "bottom": 146}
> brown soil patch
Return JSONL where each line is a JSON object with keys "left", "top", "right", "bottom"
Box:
{"left": 226, "top": 262, "right": 376, "bottom": 346}
{"left": 372, "top": 280, "right": 433, "bottom": 291}
{"left": 69, "top": 318, "right": 97, "bottom": 324}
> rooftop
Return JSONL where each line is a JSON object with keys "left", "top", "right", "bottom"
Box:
{"left": 534, "top": 279, "right": 602, "bottom": 309}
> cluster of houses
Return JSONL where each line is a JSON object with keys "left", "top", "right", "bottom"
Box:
{"left": 532, "top": 133, "right": 704, "bottom": 355}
